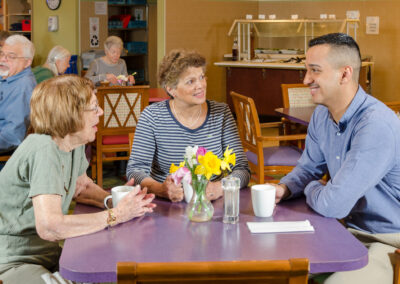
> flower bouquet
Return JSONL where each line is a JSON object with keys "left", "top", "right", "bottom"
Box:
{"left": 170, "top": 145, "right": 236, "bottom": 222}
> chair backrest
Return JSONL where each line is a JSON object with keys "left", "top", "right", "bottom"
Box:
{"left": 384, "top": 101, "right": 400, "bottom": 118}
{"left": 129, "top": 132, "right": 134, "bottom": 152}
{"left": 96, "top": 85, "right": 149, "bottom": 136}
{"left": 117, "top": 259, "right": 309, "bottom": 284}
{"left": 281, "top": 83, "right": 315, "bottom": 108}
{"left": 230, "top": 91, "right": 261, "bottom": 154}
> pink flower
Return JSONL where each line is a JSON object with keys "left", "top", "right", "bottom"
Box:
{"left": 196, "top": 147, "right": 207, "bottom": 160}
{"left": 171, "top": 167, "right": 192, "bottom": 185}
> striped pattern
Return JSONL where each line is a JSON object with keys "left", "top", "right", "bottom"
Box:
{"left": 127, "top": 100, "right": 250, "bottom": 188}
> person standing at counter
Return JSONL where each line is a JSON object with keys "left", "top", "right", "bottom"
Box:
{"left": 126, "top": 49, "right": 250, "bottom": 202}
{"left": 273, "top": 33, "right": 400, "bottom": 283}
{"left": 85, "top": 35, "right": 135, "bottom": 86}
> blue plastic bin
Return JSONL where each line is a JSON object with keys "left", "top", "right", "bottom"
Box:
{"left": 124, "top": 42, "right": 147, "bottom": 54}
{"left": 128, "top": 20, "right": 146, "bottom": 29}
{"left": 108, "top": 0, "right": 125, "bottom": 4}
{"left": 126, "top": 0, "right": 146, "bottom": 4}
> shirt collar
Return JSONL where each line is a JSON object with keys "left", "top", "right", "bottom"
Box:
{"left": 1, "top": 67, "right": 32, "bottom": 83}
{"left": 335, "top": 86, "right": 367, "bottom": 132}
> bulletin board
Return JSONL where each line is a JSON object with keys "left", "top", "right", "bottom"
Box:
{"left": 79, "top": 0, "right": 108, "bottom": 53}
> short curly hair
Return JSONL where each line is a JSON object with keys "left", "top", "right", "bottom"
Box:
{"left": 30, "top": 75, "right": 94, "bottom": 138}
{"left": 158, "top": 49, "right": 206, "bottom": 96}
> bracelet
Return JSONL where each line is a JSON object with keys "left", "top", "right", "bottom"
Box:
{"left": 106, "top": 209, "right": 117, "bottom": 227}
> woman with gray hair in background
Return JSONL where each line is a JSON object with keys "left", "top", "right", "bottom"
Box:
{"left": 32, "top": 45, "right": 71, "bottom": 84}
{"left": 85, "top": 35, "right": 135, "bottom": 86}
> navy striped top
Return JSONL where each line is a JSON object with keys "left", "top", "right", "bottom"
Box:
{"left": 127, "top": 100, "right": 250, "bottom": 188}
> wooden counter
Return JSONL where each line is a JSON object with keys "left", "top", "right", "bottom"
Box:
{"left": 215, "top": 61, "right": 373, "bottom": 118}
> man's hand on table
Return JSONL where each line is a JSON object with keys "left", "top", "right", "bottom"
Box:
{"left": 269, "top": 183, "right": 290, "bottom": 204}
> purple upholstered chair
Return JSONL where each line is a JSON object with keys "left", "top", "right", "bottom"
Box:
{"left": 230, "top": 91, "right": 306, "bottom": 184}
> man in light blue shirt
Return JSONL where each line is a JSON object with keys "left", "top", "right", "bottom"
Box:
{"left": 0, "top": 35, "right": 36, "bottom": 170}
{"left": 274, "top": 33, "right": 400, "bottom": 283}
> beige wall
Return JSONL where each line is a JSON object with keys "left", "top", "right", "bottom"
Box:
{"left": 163, "top": 0, "right": 400, "bottom": 103}
{"left": 258, "top": 0, "right": 400, "bottom": 102}
{"left": 164, "top": 0, "right": 258, "bottom": 102}
{"left": 32, "top": 0, "right": 79, "bottom": 66}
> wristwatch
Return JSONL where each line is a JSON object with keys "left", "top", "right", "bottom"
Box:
{"left": 107, "top": 209, "right": 117, "bottom": 227}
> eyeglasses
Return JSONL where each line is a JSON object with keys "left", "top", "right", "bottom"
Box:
{"left": 85, "top": 101, "right": 100, "bottom": 114}
{"left": 0, "top": 51, "right": 28, "bottom": 61}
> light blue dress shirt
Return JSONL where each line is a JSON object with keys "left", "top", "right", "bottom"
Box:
{"left": 281, "top": 87, "right": 400, "bottom": 234}
{"left": 0, "top": 67, "right": 36, "bottom": 152}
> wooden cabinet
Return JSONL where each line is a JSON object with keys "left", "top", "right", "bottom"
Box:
{"left": 226, "top": 67, "right": 304, "bottom": 119}
{"left": 108, "top": 1, "right": 148, "bottom": 84}
{"left": 2, "top": 0, "right": 32, "bottom": 39}
{"left": 220, "top": 63, "right": 372, "bottom": 121}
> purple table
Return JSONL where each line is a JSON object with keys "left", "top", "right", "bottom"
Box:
{"left": 59, "top": 188, "right": 368, "bottom": 283}
{"left": 275, "top": 106, "right": 316, "bottom": 126}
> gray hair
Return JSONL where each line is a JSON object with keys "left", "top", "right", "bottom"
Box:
{"left": 104, "top": 36, "right": 123, "bottom": 51}
{"left": 4, "top": 34, "right": 35, "bottom": 59}
{"left": 45, "top": 45, "right": 71, "bottom": 75}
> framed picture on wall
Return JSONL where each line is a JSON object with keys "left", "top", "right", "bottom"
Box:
{"left": 134, "top": 8, "right": 144, "bottom": 21}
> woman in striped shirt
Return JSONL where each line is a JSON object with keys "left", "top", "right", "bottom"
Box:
{"left": 127, "top": 49, "right": 250, "bottom": 202}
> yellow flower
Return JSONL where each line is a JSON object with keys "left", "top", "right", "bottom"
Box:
{"left": 221, "top": 146, "right": 236, "bottom": 172}
{"left": 197, "top": 151, "right": 222, "bottom": 180}
{"left": 194, "top": 165, "right": 206, "bottom": 175}
{"left": 169, "top": 161, "right": 185, "bottom": 173}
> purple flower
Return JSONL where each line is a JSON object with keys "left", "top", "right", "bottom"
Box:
{"left": 171, "top": 167, "right": 192, "bottom": 185}
{"left": 196, "top": 147, "right": 207, "bottom": 160}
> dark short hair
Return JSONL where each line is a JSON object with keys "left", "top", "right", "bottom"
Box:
{"left": 309, "top": 33, "right": 361, "bottom": 61}
{"left": 308, "top": 33, "right": 361, "bottom": 81}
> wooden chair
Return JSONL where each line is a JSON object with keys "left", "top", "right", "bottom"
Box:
{"left": 117, "top": 258, "right": 309, "bottom": 284}
{"left": 92, "top": 85, "right": 149, "bottom": 187}
{"left": 395, "top": 249, "right": 400, "bottom": 284}
{"left": 0, "top": 155, "right": 10, "bottom": 162}
{"left": 384, "top": 101, "right": 400, "bottom": 118}
{"left": 129, "top": 132, "right": 135, "bottom": 152}
{"left": 281, "top": 83, "right": 314, "bottom": 134}
{"left": 281, "top": 83, "right": 314, "bottom": 108}
{"left": 231, "top": 91, "right": 306, "bottom": 184}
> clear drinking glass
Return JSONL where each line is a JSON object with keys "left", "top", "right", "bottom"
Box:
{"left": 222, "top": 176, "right": 240, "bottom": 224}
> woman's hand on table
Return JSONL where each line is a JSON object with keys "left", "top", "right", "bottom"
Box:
{"left": 127, "top": 75, "right": 135, "bottom": 85}
{"left": 114, "top": 186, "right": 156, "bottom": 224}
{"left": 105, "top": 73, "right": 118, "bottom": 85}
{"left": 206, "top": 180, "right": 223, "bottom": 201}
{"left": 162, "top": 175, "right": 184, "bottom": 202}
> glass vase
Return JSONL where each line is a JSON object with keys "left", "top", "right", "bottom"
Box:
{"left": 185, "top": 175, "right": 214, "bottom": 222}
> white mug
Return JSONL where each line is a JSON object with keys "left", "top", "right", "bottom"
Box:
{"left": 104, "top": 185, "right": 135, "bottom": 209}
{"left": 251, "top": 184, "right": 276, "bottom": 217}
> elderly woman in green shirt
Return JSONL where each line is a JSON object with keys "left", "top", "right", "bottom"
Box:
{"left": 0, "top": 75, "right": 155, "bottom": 283}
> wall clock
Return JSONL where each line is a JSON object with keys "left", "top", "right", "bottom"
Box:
{"left": 46, "top": 0, "right": 61, "bottom": 10}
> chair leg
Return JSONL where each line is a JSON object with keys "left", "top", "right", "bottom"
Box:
{"left": 395, "top": 249, "right": 400, "bottom": 284}
{"left": 96, "top": 147, "right": 103, "bottom": 189}
{"left": 258, "top": 165, "right": 264, "bottom": 184}
{"left": 91, "top": 162, "right": 97, "bottom": 180}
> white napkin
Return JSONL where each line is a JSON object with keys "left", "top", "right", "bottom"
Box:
{"left": 246, "top": 220, "right": 314, "bottom": 234}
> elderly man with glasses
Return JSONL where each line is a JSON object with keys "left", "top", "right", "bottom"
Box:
{"left": 0, "top": 35, "right": 36, "bottom": 170}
